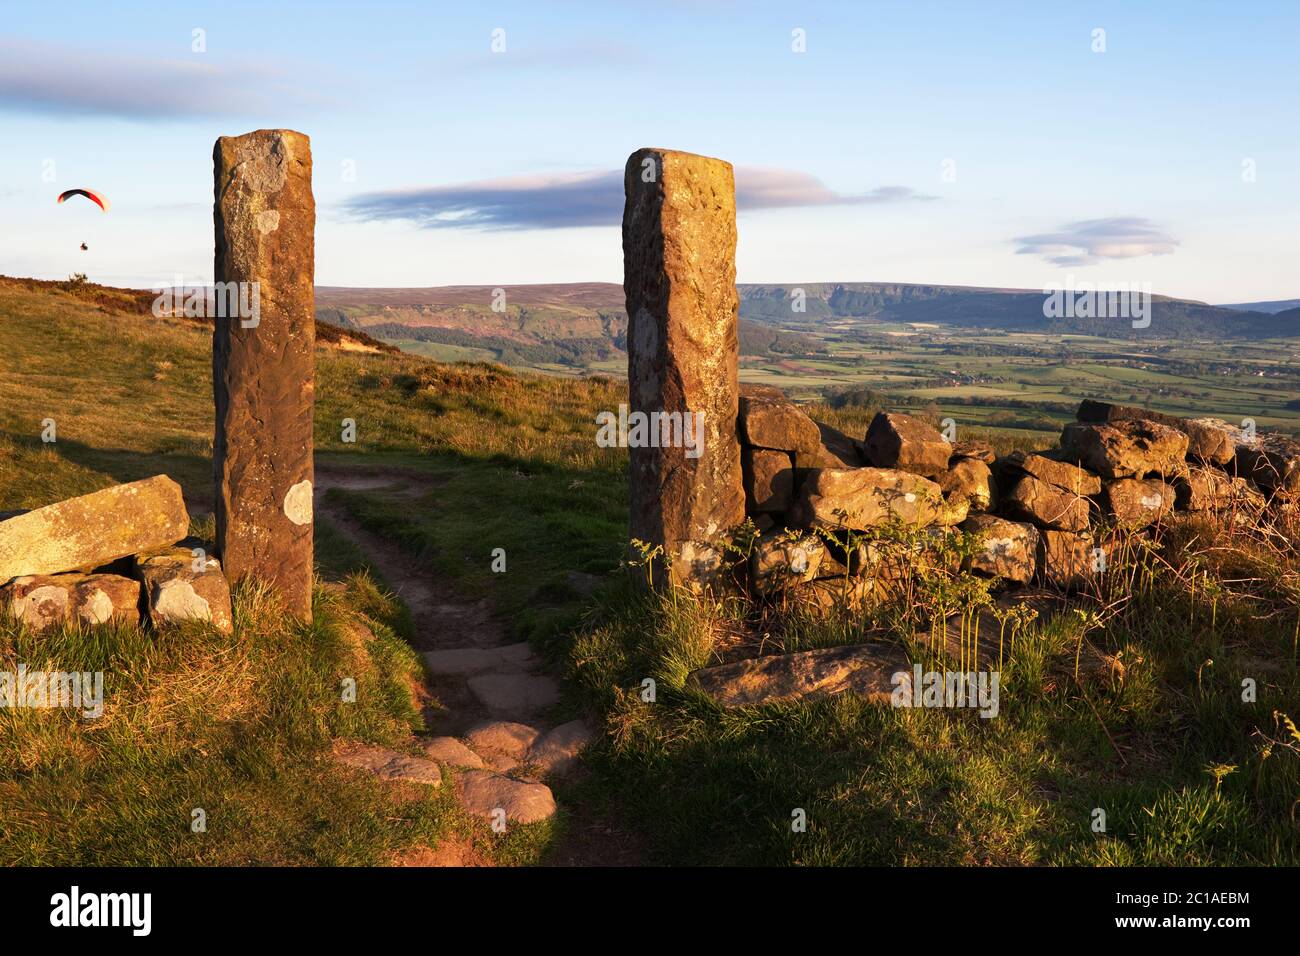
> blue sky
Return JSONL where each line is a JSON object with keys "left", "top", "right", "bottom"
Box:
{"left": 1, "top": 0, "right": 1296, "bottom": 301}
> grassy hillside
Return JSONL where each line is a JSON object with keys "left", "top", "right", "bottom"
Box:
{"left": 0, "top": 278, "right": 625, "bottom": 865}
{"left": 2, "top": 278, "right": 1297, "bottom": 866}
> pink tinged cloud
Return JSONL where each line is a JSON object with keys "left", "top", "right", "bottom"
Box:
{"left": 1014, "top": 217, "right": 1180, "bottom": 267}
{"left": 344, "top": 167, "right": 934, "bottom": 230}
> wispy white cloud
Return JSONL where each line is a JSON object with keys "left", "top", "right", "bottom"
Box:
{"left": 1014, "top": 217, "right": 1179, "bottom": 267}
{"left": 344, "top": 167, "right": 933, "bottom": 230}
{"left": 0, "top": 39, "right": 328, "bottom": 119}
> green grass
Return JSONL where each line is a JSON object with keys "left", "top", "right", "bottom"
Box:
{"left": 3, "top": 277, "right": 1298, "bottom": 867}
{"left": 564, "top": 522, "right": 1300, "bottom": 865}
{"left": 0, "top": 280, "right": 585, "bottom": 866}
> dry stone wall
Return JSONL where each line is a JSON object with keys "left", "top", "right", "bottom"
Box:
{"left": 738, "top": 393, "right": 1286, "bottom": 603}
{"left": 0, "top": 478, "right": 233, "bottom": 634}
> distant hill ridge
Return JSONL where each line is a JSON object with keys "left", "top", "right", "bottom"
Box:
{"left": 319, "top": 280, "right": 1298, "bottom": 341}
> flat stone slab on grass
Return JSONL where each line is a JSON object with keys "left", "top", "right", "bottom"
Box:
{"left": 467, "top": 673, "right": 560, "bottom": 715}
{"left": 456, "top": 770, "right": 556, "bottom": 824}
{"left": 687, "top": 642, "right": 910, "bottom": 708}
{"left": 333, "top": 741, "right": 442, "bottom": 787}
{"left": 422, "top": 642, "right": 536, "bottom": 676}
{"left": 0, "top": 475, "right": 188, "bottom": 582}
{"left": 421, "top": 736, "right": 486, "bottom": 769}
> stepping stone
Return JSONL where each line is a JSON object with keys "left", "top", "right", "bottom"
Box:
{"left": 422, "top": 642, "right": 536, "bottom": 676}
{"left": 333, "top": 742, "right": 441, "bottom": 787}
{"left": 456, "top": 770, "right": 556, "bottom": 825}
{"left": 483, "top": 753, "right": 520, "bottom": 774}
{"left": 686, "top": 642, "right": 909, "bottom": 709}
{"left": 527, "top": 719, "right": 596, "bottom": 775}
{"left": 421, "top": 736, "right": 485, "bottom": 769}
{"left": 467, "top": 673, "right": 560, "bottom": 715}
{"left": 465, "top": 720, "right": 541, "bottom": 759}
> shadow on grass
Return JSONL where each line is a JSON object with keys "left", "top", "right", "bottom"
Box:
{"left": 14, "top": 435, "right": 214, "bottom": 513}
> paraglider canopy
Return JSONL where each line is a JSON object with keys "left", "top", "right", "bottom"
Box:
{"left": 57, "top": 188, "right": 110, "bottom": 212}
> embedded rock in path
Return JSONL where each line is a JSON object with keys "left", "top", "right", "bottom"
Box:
{"left": 456, "top": 770, "right": 557, "bottom": 824}
{"left": 422, "top": 643, "right": 537, "bottom": 676}
{"left": 421, "top": 736, "right": 486, "bottom": 770}
{"left": 565, "top": 570, "right": 602, "bottom": 597}
{"left": 1103, "top": 478, "right": 1174, "bottom": 528}
{"left": 1060, "top": 420, "right": 1188, "bottom": 479}
{"left": 864, "top": 412, "right": 951, "bottom": 478}
{"left": 0, "top": 475, "right": 188, "bottom": 583}
{"left": 467, "top": 673, "right": 560, "bottom": 716}
{"left": 333, "top": 741, "right": 442, "bottom": 786}
{"left": 465, "top": 720, "right": 542, "bottom": 759}
{"left": 961, "top": 514, "right": 1038, "bottom": 584}
{"left": 135, "top": 547, "right": 234, "bottom": 634}
{"left": 686, "top": 642, "right": 909, "bottom": 708}
{"left": 527, "top": 720, "right": 596, "bottom": 775}
{"left": 743, "top": 448, "right": 796, "bottom": 513}
{"left": 792, "top": 467, "right": 947, "bottom": 530}
{"left": 1001, "top": 474, "right": 1092, "bottom": 532}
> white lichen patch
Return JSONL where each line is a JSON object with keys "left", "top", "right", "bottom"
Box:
{"left": 257, "top": 210, "right": 281, "bottom": 234}
{"left": 283, "top": 479, "right": 313, "bottom": 526}
{"left": 79, "top": 588, "right": 114, "bottom": 625}
{"left": 984, "top": 536, "right": 1019, "bottom": 557}
{"left": 18, "top": 585, "right": 67, "bottom": 618}
{"left": 154, "top": 580, "right": 211, "bottom": 622}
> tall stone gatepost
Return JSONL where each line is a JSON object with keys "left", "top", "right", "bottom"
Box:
{"left": 212, "top": 129, "right": 315, "bottom": 620}
{"left": 622, "top": 147, "right": 744, "bottom": 586}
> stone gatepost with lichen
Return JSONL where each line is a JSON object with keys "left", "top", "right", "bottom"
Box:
{"left": 621, "top": 147, "right": 745, "bottom": 587}
{"left": 212, "top": 128, "right": 315, "bottom": 621}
